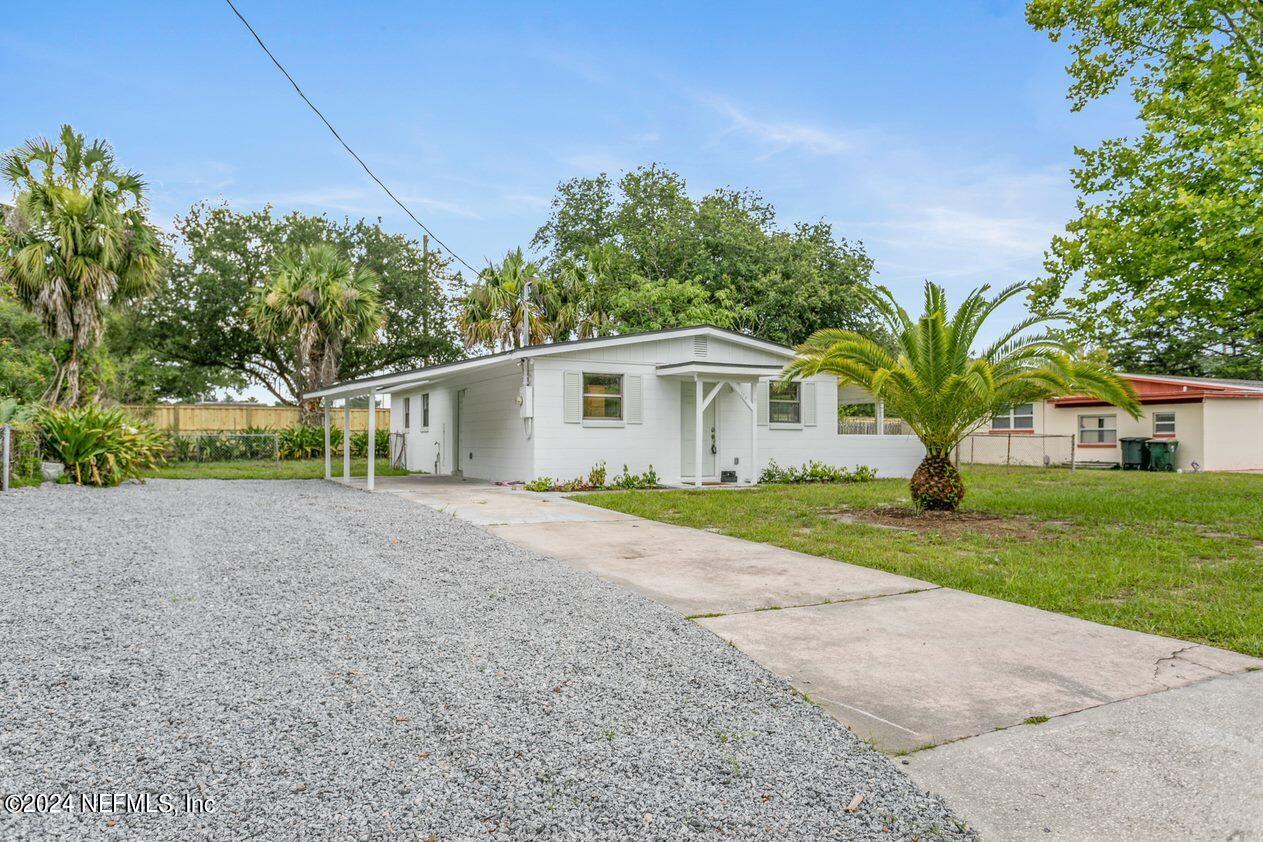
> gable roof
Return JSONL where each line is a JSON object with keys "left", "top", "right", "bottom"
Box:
{"left": 305, "top": 325, "right": 794, "bottom": 400}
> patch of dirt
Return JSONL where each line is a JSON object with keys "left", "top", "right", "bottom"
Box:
{"left": 824, "top": 505, "right": 1075, "bottom": 539}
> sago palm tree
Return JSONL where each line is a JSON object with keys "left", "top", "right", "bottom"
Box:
{"left": 784, "top": 281, "right": 1140, "bottom": 510}
{"left": 249, "top": 243, "right": 383, "bottom": 424}
{"left": 0, "top": 125, "right": 165, "bottom": 406}
{"left": 456, "top": 248, "right": 549, "bottom": 351}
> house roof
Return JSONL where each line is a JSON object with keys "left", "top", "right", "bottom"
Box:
{"left": 1049, "top": 372, "right": 1263, "bottom": 407}
{"left": 305, "top": 325, "right": 794, "bottom": 400}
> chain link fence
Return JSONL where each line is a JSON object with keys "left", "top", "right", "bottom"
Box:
{"left": 166, "top": 432, "right": 280, "bottom": 463}
{"left": 956, "top": 433, "right": 1076, "bottom": 468}
{"left": 1, "top": 425, "right": 43, "bottom": 491}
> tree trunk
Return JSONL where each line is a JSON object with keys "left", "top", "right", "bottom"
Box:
{"left": 59, "top": 344, "right": 82, "bottom": 408}
{"left": 909, "top": 453, "right": 966, "bottom": 511}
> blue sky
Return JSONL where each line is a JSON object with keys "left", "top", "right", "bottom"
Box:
{"left": 3, "top": 1, "right": 1133, "bottom": 331}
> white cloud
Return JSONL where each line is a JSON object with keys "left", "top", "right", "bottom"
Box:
{"left": 704, "top": 96, "right": 853, "bottom": 156}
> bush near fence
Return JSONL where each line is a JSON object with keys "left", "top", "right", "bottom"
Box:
{"left": 162, "top": 425, "right": 390, "bottom": 462}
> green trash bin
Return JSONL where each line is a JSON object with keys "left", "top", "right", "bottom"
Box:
{"left": 1146, "top": 439, "right": 1179, "bottom": 472}
{"left": 1120, "top": 437, "right": 1149, "bottom": 470}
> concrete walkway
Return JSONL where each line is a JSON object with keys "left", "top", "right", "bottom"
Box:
{"left": 357, "top": 475, "right": 1263, "bottom": 838}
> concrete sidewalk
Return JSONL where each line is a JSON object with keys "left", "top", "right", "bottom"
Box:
{"left": 360, "top": 475, "right": 1263, "bottom": 837}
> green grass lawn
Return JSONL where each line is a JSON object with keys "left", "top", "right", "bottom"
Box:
{"left": 582, "top": 465, "right": 1263, "bottom": 657}
{"left": 143, "top": 458, "right": 412, "bottom": 481}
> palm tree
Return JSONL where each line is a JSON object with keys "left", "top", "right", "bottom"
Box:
{"left": 456, "top": 248, "right": 548, "bottom": 351}
{"left": 249, "top": 244, "right": 383, "bottom": 424}
{"left": 549, "top": 246, "right": 614, "bottom": 341}
{"left": 784, "top": 281, "right": 1140, "bottom": 511}
{"left": 0, "top": 126, "right": 165, "bottom": 406}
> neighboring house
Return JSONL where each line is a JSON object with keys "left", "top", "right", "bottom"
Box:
{"left": 306, "top": 325, "right": 925, "bottom": 487}
{"left": 973, "top": 374, "right": 1263, "bottom": 472}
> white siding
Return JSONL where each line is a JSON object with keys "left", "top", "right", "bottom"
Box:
{"left": 1202, "top": 399, "right": 1263, "bottom": 471}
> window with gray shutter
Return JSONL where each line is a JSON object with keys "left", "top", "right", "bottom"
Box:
{"left": 757, "top": 381, "right": 769, "bottom": 425}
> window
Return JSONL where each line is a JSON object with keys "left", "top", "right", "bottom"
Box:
{"left": 992, "top": 403, "right": 1034, "bottom": 430}
{"left": 769, "top": 381, "right": 801, "bottom": 424}
{"left": 1153, "top": 411, "right": 1176, "bottom": 437}
{"left": 421, "top": 393, "right": 430, "bottom": 430}
{"left": 582, "top": 374, "right": 623, "bottom": 420}
{"left": 403, "top": 396, "right": 411, "bottom": 430}
{"left": 1078, "top": 414, "right": 1117, "bottom": 445}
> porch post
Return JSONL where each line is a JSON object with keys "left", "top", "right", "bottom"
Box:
{"left": 694, "top": 377, "right": 703, "bottom": 488}
{"left": 323, "top": 399, "right": 331, "bottom": 480}
{"left": 750, "top": 381, "right": 758, "bottom": 485}
{"left": 342, "top": 402, "right": 351, "bottom": 483}
{"left": 367, "top": 391, "right": 377, "bottom": 491}
{"left": 876, "top": 400, "right": 886, "bottom": 435}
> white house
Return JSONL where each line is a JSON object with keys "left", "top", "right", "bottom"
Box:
{"left": 965, "top": 373, "right": 1263, "bottom": 472}
{"left": 306, "top": 325, "right": 925, "bottom": 488}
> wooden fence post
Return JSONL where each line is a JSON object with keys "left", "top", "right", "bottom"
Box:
{"left": 2, "top": 424, "right": 10, "bottom": 492}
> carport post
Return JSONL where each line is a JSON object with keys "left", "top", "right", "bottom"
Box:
{"left": 749, "top": 381, "right": 758, "bottom": 485}
{"left": 323, "top": 399, "right": 331, "bottom": 480}
{"left": 367, "top": 391, "right": 376, "bottom": 492}
{"left": 342, "top": 402, "right": 351, "bottom": 483}
{"left": 694, "top": 377, "right": 703, "bottom": 487}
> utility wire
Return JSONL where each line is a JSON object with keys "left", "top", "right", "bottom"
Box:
{"left": 224, "top": 0, "right": 480, "bottom": 275}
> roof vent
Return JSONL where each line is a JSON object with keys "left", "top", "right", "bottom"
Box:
{"left": 693, "top": 335, "right": 708, "bottom": 357}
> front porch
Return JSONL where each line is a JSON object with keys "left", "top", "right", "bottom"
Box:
{"left": 656, "top": 361, "right": 776, "bottom": 488}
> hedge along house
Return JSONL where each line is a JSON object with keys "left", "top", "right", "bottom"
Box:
{"left": 305, "top": 325, "right": 926, "bottom": 490}
{"left": 978, "top": 373, "right": 1263, "bottom": 472}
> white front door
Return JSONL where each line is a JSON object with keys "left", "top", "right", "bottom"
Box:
{"left": 681, "top": 382, "right": 718, "bottom": 479}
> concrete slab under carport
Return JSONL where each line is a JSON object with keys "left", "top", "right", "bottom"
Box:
{"left": 697, "top": 588, "right": 1263, "bottom": 753}
{"left": 903, "top": 669, "right": 1263, "bottom": 841}
{"left": 487, "top": 518, "right": 936, "bottom": 616}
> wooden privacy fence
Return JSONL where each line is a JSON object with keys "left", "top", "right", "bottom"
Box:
{"left": 122, "top": 404, "right": 389, "bottom": 432}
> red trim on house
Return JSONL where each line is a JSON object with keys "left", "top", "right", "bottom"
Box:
{"left": 1151, "top": 433, "right": 1176, "bottom": 439}
{"left": 1049, "top": 374, "right": 1263, "bottom": 407}
{"left": 1077, "top": 443, "right": 1118, "bottom": 449}
{"left": 987, "top": 429, "right": 1034, "bottom": 435}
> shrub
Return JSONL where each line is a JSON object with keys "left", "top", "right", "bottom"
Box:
{"left": 609, "top": 464, "right": 660, "bottom": 490}
{"left": 39, "top": 405, "right": 165, "bottom": 487}
{"left": 278, "top": 425, "right": 326, "bottom": 460}
{"left": 523, "top": 476, "right": 555, "bottom": 492}
{"left": 759, "top": 459, "right": 876, "bottom": 484}
{"left": 523, "top": 460, "right": 658, "bottom": 492}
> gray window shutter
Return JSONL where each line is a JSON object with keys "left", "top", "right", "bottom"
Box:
{"left": 626, "top": 375, "right": 643, "bottom": 423}
{"left": 803, "top": 382, "right": 818, "bottom": 426}
{"left": 757, "top": 381, "right": 769, "bottom": 426}
{"left": 564, "top": 371, "right": 582, "bottom": 423}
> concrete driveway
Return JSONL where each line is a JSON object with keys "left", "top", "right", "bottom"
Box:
{"left": 360, "top": 474, "right": 1263, "bottom": 838}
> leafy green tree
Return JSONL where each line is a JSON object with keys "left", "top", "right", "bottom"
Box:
{"left": 0, "top": 126, "right": 166, "bottom": 406}
{"left": 1028, "top": 0, "right": 1263, "bottom": 378}
{"left": 786, "top": 282, "right": 1139, "bottom": 511}
{"left": 248, "top": 244, "right": 384, "bottom": 424}
{"left": 144, "top": 204, "right": 458, "bottom": 404}
{"left": 532, "top": 165, "right": 874, "bottom": 344}
{"left": 606, "top": 279, "right": 743, "bottom": 333}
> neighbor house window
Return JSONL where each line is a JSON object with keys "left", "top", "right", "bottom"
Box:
{"left": 991, "top": 403, "right": 1034, "bottom": 430}
{"left": 1079, "top": 414, "right": 1117, "bottom": 445}
{"left": 1153, "top": 411, "right": 1176, "bottom": 437}
{"left": 583, "top": 374, "right": 623, "bottom": 420}
{"left": 421, "top": 393, "right": 430, "bottom": 429}
{"left": 403, "top": 397, "right": 411, "bottom": 429}
{"left": 769, "top": 381, "right": 801, "bottom": 424}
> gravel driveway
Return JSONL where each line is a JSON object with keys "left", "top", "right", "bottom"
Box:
{"left": 0, "top": 480, "right": 973, "bottom": 840}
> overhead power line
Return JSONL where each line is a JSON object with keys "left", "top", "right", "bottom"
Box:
{"left": 223, "top": 0, "right": 479, "bottom": 275}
